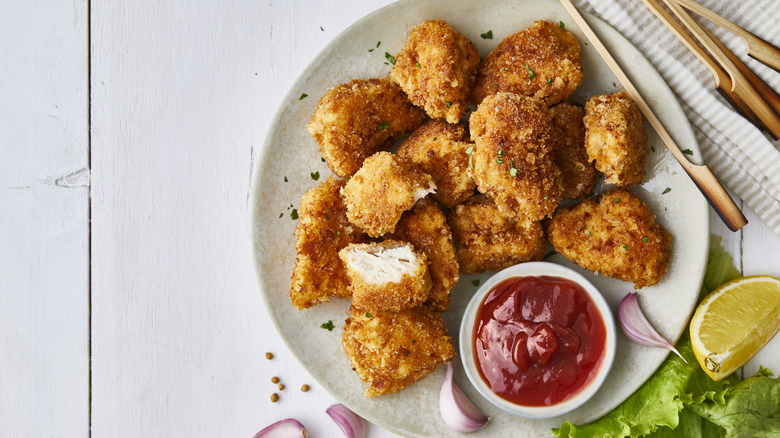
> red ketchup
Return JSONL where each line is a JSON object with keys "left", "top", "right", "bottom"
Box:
{"left": 473, "top": 276, "right": 607, "bottom": 406}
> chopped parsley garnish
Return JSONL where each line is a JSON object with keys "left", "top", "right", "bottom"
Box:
{"left": 321, "top": 158, "right": 326, "bottom": 162}
{"left": 615, "top": 198, "right": 621, "bottom": 203}
{"left": 311, "top": 171, "right": 320, "bottom": 181}
{"left": 623, "top": 244, "right": 630, "bottom": 251}
{"left": 662, "top": 187, "right": 672, "bottom": 194}
{"left": 284, "top": 176, "right": 288, "bottom": 182}
{"left": 651, "top": 146, "right": 656, "bottom": 152}
{"left": 547, "top": 78, "right": 553, "bottom": 84}
{"left": 581, "top": 226, "right": 587, "bottom": 231}
{"left": 279, "top": 213, "right": 283, "bottom": 218}
{"left": 471, "top": 279, "right": 480, "bottom": 287}
{"left": 465, "top": 145, "right": 474, "bottom": 154}
{"left": 377, "top": 121, "right": 390, "bottom": 130}
{"left": 559, "top": 21, "right": 565, "bottom": 28}
{"left": 376, "top": 41, "right": 381, "bottom": 48}
{"left": 642, "top": 236, "right": 649, "bottom": 242}
{"left": 480, "top": 30, "right": 493, "bottom": 39}
{"left": 403, "top": 349, "right": 409, "bottom": 356}
{"left": 416, "top": 62, "right": 421, "bottom": 69}
{"left": 445, "top": 101, "right": 452, "bottom": 108}
{"left": 525, "top": 63, "right": 536, "bottom": 79}
{"left": 496, "top": 159, "right": 503, "bottom": 164}
{"left": 509, "top": 161, "right": 517, "bottom": 177}
{"left": 412, "top": 340, "right": 416, "bottom": 344}
{"left": 290, "top": 209, "right": 298, "bottom": 220}
{"left": 498, "top": 150, "right": 504, "bottom": 157}
{"left": 453, "top": 239, "right": 459, "bottom": 249}
{"left": 468, "top": 155, "right": 473, "bottom": 169}
{"left": 299, "top": 93, "right": 308, "bottom": 100}
{"left": 320, "top": 320, "right": 334, "bottom": 331}
{"left": 544, "top": 250, "right": 556, "bottom": 259}
{"left": 682, "top": 149, "right": 693, "bottom": 155}
{"left": 492, "top": 84, "right": 499, "bottom": 88}
{"left": 365, "top": 312, "right": 372, "bottom": 318}
{"left": 432, "top": 137, "right": 437, "bottom": 141}
{"left": 368, "top": 48, "right": 374, "bottom": 52}
{"left": 544, "top": 195, "right": 549, "bottom": 200}
{"left": 577, "top": 165, "right": 583, "bottom": 170}
{"left": 466, "top": 145, "right": 474, "bottom": 169}
{"left": 384, "top": 52, "right": 396, "bottom": 65}
{"left": 320, "top": 26, "right": 324, "bottom": 31}
{"left": 503, "top": 67, "right": 509, "bottom": 71}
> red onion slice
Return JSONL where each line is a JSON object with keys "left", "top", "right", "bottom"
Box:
{"left": 618, "top": 292, "right": 686, "bottom": 362}
{"left": 253, "top": 418, "right": 308, "bottom": 438}
{"left": 326, "top": 403, "right": 367, "bottom": 438}
{"left": 439, "top": 362, "right": 489, "bottom": 433}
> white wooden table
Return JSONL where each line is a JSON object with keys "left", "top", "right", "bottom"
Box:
{"left": 2, "top": 1, "right": 778, "bottom": 436}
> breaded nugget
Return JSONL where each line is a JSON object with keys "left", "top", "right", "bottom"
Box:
{"left": 342, "top": 305, "right": 455, "bottom": 397}
{"left": 470, "top": 21, "right": 583, "bottom": 106}
{"left": 449, "top": 195, "right": 546, "bottom": 273}
{"left": 583, "top": 91, "right": 648, "bottom": 186}
{"left": 307, "top": 78, "right": 427, "bottom": 177}
{"left": 545, "top": 188, "right": 672, "bottom": 288}
{"left": 341, "top": 152, "right": 436, "bottom": 237}
{"left": 392, "top": 199, "right": 459, "bottom": 312}
{"left": 469, "top": 92, "right": 562, "bottom": 224}
{"left": 390, "top": 19, "right": 480, "bottom": 123}
{"left": 397, "top": 120, "right": 476, "bottom": 208}
{"left": 289, "top": 177, "right": 369, "bottom": 309}
{"left": 550, "top": 102, "right": 597, "bottom": 198}
{"left": 339, "top": 240, "right": 432, "bottom": 311}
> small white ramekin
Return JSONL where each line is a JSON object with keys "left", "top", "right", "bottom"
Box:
{"left": 459, "top": 262, "right": 616, "bottom": 418}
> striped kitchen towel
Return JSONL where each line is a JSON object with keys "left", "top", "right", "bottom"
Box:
{"left": 574, "top": 0, "right": 780, "bottom": 235}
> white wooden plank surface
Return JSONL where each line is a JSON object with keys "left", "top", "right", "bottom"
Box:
{"left": 0, "top": 0, "right": 90, "bottom": 436}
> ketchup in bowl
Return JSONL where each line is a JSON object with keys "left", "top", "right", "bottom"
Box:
{"left": 473, "top": 275, "right": 608, "bottom": 407}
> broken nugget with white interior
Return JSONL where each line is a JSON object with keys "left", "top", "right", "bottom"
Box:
{"left": 342, "top": 305, "right": 455, "bottom": 397}
{"left": 550, "top": 102, "right": 597, "bottom": 198}
{"left": 339, "top": 240, "right": 432, "bottom": 312}
{"left": 390, "top": 19, "right": 480, "bottom": 123}
{"left": 289, "top": 177, "right": 369, "bottom": 310}
{"left": 341, "top": 151, "right": 436, "bottom": 237}
{"left": 307, "top": 78, "right": 427, "bottom": 178}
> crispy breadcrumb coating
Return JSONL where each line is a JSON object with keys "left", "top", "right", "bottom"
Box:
{"left": 341, "top": 152, "right": 436, "bottom": 237}
{"left": 449, "top": 195, "right": 546, "bottom": 273}
{"left": 342, "top": 305, "right": 455, "bottom": 397}
{"left": 397, "top": 120, "right": 476, "bottom": 208}
{"left": 339, "top": 240, "right": 432, "bottom": 311}
{"left": 290, "top": 177, "right": 369, "bottom": 309}
{"left": 469, "top": 92, "right": 562, "bottom": 224}
{"left": 390, "top": 19, "right": 480, "bottom": 123}
{"left": 550, "top": 102, "right": 597, "bottom": 198}
{"left": 470, "top": 21, "right": 583, "bottom": 106}
{"left": 307, "top": 78, "right": 427, "bottom": 177}
{"left": 545, "top": 188, "right": 672, "bottom": 288}
{"left": 392, "top": 199, "right": 459, "bottom": 312}
{"left": 583, "top": 91, "right": 648, "bottom": 186}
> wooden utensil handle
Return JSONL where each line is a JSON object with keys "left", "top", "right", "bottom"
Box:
{"left": 685, "top": 164, "right": 748, "bottom": 231}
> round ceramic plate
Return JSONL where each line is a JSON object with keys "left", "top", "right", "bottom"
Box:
{"left": 250, "top": 0, "right": 709, "bottom": 436}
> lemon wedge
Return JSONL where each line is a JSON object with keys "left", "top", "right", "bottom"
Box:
{"left": 690, "top": 275, "right": 780, "bottom": 380}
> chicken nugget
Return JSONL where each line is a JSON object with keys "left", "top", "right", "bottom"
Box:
{"left": 307, "top": 78, "right": 427, "bottom": 177}
{"left": 470, "top": 21, "right": 583, "bottom": 106}
{"left": 545, "top": 188, "right": 672, "bottom": 288}
{"left": 583, "top": 91, "right": 648, "bottom": 186}
{"left": 339, "top": 240, "right": 432, "bottom": 311}
{"left": 550, "top": 102, "right": 597, "bottom": 198}
{"left": 342, "top": 305, "right": 455, "bottom": 397}
{"left": 341, "top": 151, "right": 436, "bottom": 237}
{"left": 449, "top": 195, "right": 546, "bottom": 273}
{"left": 392, "top": 199, "right": 459, "bottom": 312}
{"left": 390, "top": 19, "right": 480, "bottom": 123}
{"left": 289, "top": 177, "right": 369, "bottom": 309}
{"left": 469, "top": 92, "right": 562, "bottom": 224}
{"left": 397, "top": 120, "right": 476, "bottom": 208}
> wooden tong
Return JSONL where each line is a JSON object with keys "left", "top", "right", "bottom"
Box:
{"left": 559, "top": 0, "right": 748, "bottom": 231}
{"left": 644, "top": 0, "right": 780, "bottom": 139}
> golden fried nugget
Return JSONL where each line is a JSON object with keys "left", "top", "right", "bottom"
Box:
{"left": 342, "top": 305, "right": 455, "bottom": 397}
{"left": 583, "top": 91, "right": 648, "bottom": 186}
{"left": 397, "top": 120, "right": 476, "bottom": 208}
{"left": 289, "top": 177, "right": 369, "bottom": 309}
{"left": 470, "top": 21, "right": 583, "bottom": 106}
{"left": 339, "top": 240, "right": 432, "bottom": 311}
{"left": 545, "top": 188, "right": 672, "bottom": 288}
{"left": 550, "top": 102, "right": 597, "bottom": 198}
{"left": 449, "top": 195, "right": 546, "bottom": 273}
{"left": 390, "top": 19, "right": 480, "bottom": 123}
{"left": 469, "top": 92, "right": 562, "bottom": 224}
{"left": 341, "top": 152, "right": 436, "bottom": 237}
{"left": 307, "top": 78, "right": 427, "bottom": 177}
{"left": 392, "top": 199, "right": 459, "bottom": 312}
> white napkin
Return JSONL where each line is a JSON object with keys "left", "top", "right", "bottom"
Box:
{"left": 573, "top": 0, "right": 780, "bottom": 235}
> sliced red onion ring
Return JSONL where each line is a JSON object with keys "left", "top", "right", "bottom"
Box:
{"left": 618, "top": 292, "right": 686, "bottom": 362}
{"left": 326, "top": 403, "right": 367, "bottom": 438}
{"left": 253, "top": 418, "right": 308, "bottom": 438}
{"left": 439, "top": 362, "right": 489, "bottom": 433}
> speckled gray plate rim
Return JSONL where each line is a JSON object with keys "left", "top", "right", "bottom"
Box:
{"left": 249, "top": 0, "right": 710, "bottom": 436}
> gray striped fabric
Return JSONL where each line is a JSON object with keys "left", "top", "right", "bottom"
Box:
{"left": 574, "top": 0, "right": 780, "bottom": 235}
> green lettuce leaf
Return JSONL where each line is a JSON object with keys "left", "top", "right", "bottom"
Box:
{"left": 554, "top": 235, "right": 772, "bottom": 438}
